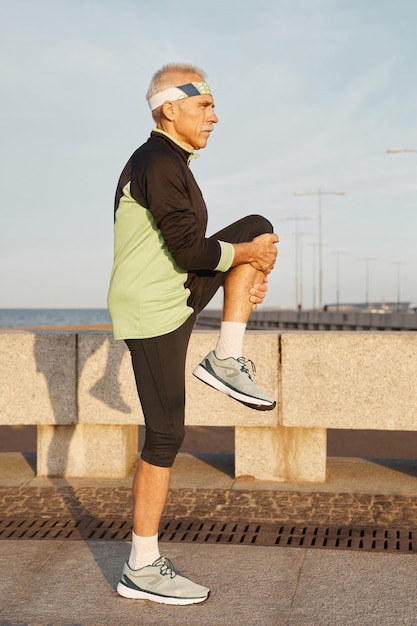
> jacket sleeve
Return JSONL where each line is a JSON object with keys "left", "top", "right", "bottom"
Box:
{"left": 131, "top": 149, "right": 232, "bottom": 271}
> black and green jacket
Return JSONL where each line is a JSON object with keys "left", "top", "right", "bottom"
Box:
{"left": 107, "top": 129, "right": 234, "bottom": 339}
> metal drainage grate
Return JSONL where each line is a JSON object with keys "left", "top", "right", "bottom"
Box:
{"left": 0, "top": 517, "right": 132, "bottom": 542}
{"left": 160, "top": 520, "right": 416, "bottom": 554}
{"left": 0, "top": 518, "right": 415, "bottom": 554}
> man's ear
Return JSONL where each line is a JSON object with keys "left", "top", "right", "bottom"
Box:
{"left": 161, "top": 100, "right": 175, "bottom": 121}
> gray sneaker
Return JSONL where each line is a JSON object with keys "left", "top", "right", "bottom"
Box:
{"left": 192, "top": 350, "right": 276, "bottom": 411}
{"left": 117, "top": 557, "right": 210, "bottom": 605}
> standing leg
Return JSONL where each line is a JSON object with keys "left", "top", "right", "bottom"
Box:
{"left": 126, "top": 460, "right": 171, "bottom": 572}
{"left": 132, "top": 460, "right": 171, "bottom": 537}
{"left": 117, "top": 316, "right": 210, "bottom": 605}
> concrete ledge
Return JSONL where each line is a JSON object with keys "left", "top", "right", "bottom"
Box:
{"left": 235, "top": 426, "right": 327, "bottom": 482}
{"left": 0, "top": 330, "right": 280, "bottom": 479}
{"left": 0, "top": 333, "right": 77, "bottom": 425}
{"left": 37, "top": 424, "right": 138, "bottom": 478}
{"left": 76, "top": 331, "right": 279, "bottom": 426}
{"left": 77, "top": 333, "right": 139, "bottom": 424}
{"left": 2, "top": 330, "right": 417, "bottom": 481}
{"left": 281, "top": 332, "right": 417, "bottom": 429}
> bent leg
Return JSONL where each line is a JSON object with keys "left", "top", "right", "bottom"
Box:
{"left": 218, "top": 215, "right": 274, "bottom": 352}
{"left": 191, "top": 215, "right": 276, "bottom": 410}
{"left": 186, "top": 214, "right": 274, "bottom": 316}
{"left": 222, "top": 263, "right": 265, "bottom": 323}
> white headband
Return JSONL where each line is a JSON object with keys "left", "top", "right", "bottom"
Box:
{"left": 148, "top": 81, "right": 212, "bottom": 111}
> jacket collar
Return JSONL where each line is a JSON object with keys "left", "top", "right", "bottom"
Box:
{"left": 151, "top": 128, "right": 200, "bottom": 164}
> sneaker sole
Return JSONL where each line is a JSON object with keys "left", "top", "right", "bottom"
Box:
{"left": 192, "top": 365, "right": 276, "bottom": 411}
{"left": 117, "top": 581, "right": 209, "bottom": 605}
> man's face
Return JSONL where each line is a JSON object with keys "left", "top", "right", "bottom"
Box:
{"left": 171, "top": 94, "right": 218, "bottom": 151}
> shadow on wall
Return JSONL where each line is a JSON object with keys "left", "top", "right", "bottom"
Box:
{"left": 80, "top": 334, "right": 132, "bottom": 414}
{"left": 33, "top": 331, "right": 136, "bottom": 477}
{"left": 33, "top": 331, "right": 135, "bottom": 590}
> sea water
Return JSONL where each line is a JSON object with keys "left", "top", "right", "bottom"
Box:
{"left": 0, "top": 308, "right": 111, "bottom": 328}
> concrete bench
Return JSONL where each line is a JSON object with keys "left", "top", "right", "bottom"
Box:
{"left": 1, "top": 330, "right": 416, "bottom": 482}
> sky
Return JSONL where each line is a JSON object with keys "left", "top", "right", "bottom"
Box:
{"left": 1, "top": 0, "right": 417, "bottom": 310}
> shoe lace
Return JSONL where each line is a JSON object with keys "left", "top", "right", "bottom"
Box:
{"left": 237, "top": 356, "right": 256, "bottom": 381}
{"left": 157, "top": 557, "right": 176, "bottom": 579}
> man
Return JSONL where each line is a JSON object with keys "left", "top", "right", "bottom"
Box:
{"left": 107, "top": 62, "right": 278, "bottom": 605}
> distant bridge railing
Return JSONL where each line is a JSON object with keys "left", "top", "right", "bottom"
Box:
{"left": 197, "top": 309, "right": 417, "bottom": 331}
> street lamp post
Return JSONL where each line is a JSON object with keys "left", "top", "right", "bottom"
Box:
{"left": 386, "top": 148, "right": 414, "bottom": 310}
{"left": 294, "top": 188, "right": 346, "bottom": 309}
{"left": 304, "top": 242, "right": 319, "bottom": 309}
{"left": 298, "top": 232, "right": 316, "bottom": 309}
{"left": 359, "top": 257, "right": 377, "bottom": 310}
{"left": 277, "top": 215, "right": 316, "bottom": 309}
{"left": 386, "top": 149, "right": 414, "bottom": 310}
{"left": 392, "top": 261, "right": 407, "bottom": 310}
{"left": 331, "top": 251, "right": 349, "bottom": 310}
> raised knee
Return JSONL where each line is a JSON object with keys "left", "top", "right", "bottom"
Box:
{"left": 246, "top": 214, "right": 274, "bottom": 234}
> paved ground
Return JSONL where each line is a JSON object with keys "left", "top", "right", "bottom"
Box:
{"left": 2, "top": 452, "right": 417, "bottom": 526}
{"left": 3, "top": 540, "right": 417, "bottom": 626}
{"left": 1, "top": 452, "right": 417, "bottom": 625}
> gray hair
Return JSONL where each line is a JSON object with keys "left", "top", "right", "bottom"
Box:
{"left": 146, "top": 63, "right": 207, "bottom": 122}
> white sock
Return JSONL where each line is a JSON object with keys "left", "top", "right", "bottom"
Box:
{"left": 128, "top": 531, "right": 160, "bottom": 570}
{"left": 215, "top": 321, "right": 246, "bottom": 359}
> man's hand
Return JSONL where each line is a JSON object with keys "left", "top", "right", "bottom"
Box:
{"left": 249, "top": 276, "right": 268, "bottom": 310}
{"left": 250, "top": 233, "right": 279, "bottom": 274}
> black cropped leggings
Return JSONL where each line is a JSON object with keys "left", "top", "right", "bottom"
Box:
{"left": 125, "top": 214, "right": 273, "bottom": 467}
